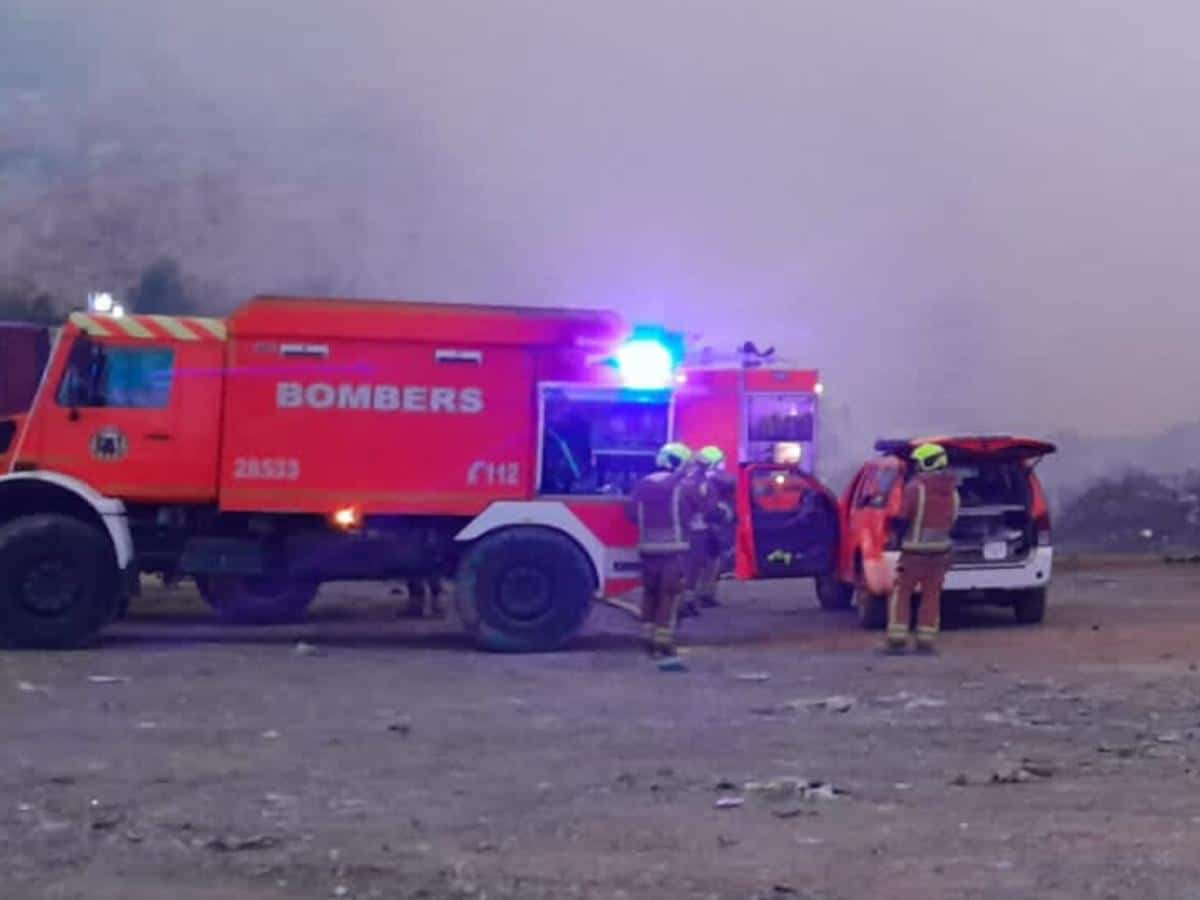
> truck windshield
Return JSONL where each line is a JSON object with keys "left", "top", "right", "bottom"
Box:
{"left": 539, "top": 386, "right": 671, "bottom": 496}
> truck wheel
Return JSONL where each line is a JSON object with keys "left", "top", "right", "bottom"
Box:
{"left": 815, "top": 574, "right": 854, "bottom": 611}
{"left": 855, "top": 586, "right": 888, "bottom": 630}
{"left": 0, "top": 514, "right": 119, "bottom": 649}
{"left": 456, "top": 527, "right": 594, "bottom": 653}
{"left": 1013, "top": 588, "right": 1047, "bottom": 625}
{"left": 198, "top": 575, "right": 318, "bottom": 625}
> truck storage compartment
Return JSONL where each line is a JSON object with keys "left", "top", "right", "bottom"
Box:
{"left": 948, "top": 461, "right": 1033, "bottom": 565}
{"left": 538, "top": 385, "right": 670, "bottom": 496}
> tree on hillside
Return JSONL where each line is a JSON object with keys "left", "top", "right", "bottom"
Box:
{"left": 127, "top": 257, "right": 194, "bottom": 316}
{"left": 1059, "top": 471, "right": 1196, "bottom": 550}
{"left": 0, "top": 280, "right": 62, "bottom": 325}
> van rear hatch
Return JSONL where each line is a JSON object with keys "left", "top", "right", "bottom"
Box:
{"left": 875, "top": 436, "right": 1056, "bottom": 464}
{"left": 876, "top": 436, "right": 1057, "bottom": 567}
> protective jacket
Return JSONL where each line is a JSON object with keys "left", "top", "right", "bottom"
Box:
{"left": 899, "top": 471, "right": 960, "bottom": 554}
{"left": 628, "top": 470, "right": 701, "bottom": 554}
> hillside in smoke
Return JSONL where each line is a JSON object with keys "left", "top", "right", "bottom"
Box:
{"left": 0, "top": 5, "right": 444, "bottom": 314}
{"left": 0, "top": 87, "right": 376, "bottom": 312}
{"left": 1041, "top": 422, "right": 1200, "bottom": 505}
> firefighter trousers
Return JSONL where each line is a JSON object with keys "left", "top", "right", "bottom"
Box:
{"left": 887, "top": 551, "right": 951, "bottom": 647}
{"left": 640, "top": 551, "right": 686, "bottom": 651}
{"left": 686, "top": 530, "right": 721, "bottom": 605}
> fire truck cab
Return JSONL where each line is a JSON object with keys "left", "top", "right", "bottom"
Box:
{"left": 0, "top": 297, "right": 838, "bottom": 651}
{"left": 674, "top": 353, "right": 840, "bottom": 588}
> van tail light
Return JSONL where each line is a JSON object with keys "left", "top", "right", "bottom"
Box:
{"left": 1035, "top": 513, "right": 1052, "bottom": 547}
{"left": 1029, "top": 474, "right": 1051, "bottom": 547}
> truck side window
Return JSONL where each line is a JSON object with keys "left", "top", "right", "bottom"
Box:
{"left": 745, "top": 392, "right": 815, "bottom": 469}
{"left": 539, "top": 386, "right": 670, "bottom": 496}
{"left": 57, "top": 342, "right": 176, "bottom": 409}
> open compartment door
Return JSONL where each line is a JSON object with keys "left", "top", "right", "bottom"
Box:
{"left": 735, "top": 463, "right": 840, "bottom": 580}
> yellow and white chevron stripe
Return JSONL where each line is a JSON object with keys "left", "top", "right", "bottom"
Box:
{"left": 68, "top": 312, "right": 227, "bottom": 342}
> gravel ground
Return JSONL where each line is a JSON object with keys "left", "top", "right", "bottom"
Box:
{"left": 4, "top": 563, "right": 1200, "bottom": 899}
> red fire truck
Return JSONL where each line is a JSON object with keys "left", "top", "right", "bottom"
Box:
{"left": 0, "top": 297, "right": 838, "bottom": 650}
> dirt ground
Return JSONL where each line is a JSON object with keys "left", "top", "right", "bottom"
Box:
{"left": 5, "top": 564, "right": 1200, "bottom": 900}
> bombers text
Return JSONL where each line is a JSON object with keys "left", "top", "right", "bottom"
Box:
{"left": 276, "top": 382, "right": 484, "bottom": 414}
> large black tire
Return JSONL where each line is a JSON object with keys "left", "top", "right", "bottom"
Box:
{"left": 815, "top": 574, "right": 854, "bottom": 611}
{"left": 856, "top": 586, "right": 888, "bottom": 630}
{"left": 198, "top": 575, "right": 318, "bottom": 625}
{"left": 1013, "top": 587, "right": 1047, "bottom": 625}
{"left": 456, "top": 527, "right": 594, "bottom": 653}
{"left": 0, "top": 514, "right": 120, "bottom": 649}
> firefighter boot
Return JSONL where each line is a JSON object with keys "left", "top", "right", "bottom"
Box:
{"left": 641, "top": 623, "right": 658, "bottom": 657}
{"left": 883, "top": 629, "right": 910, "bottom": 656}
{"left": 653, "top": 630, "right": 687, "bottom": 672}
{"left": 428, "top": 581, "right": 448, "bottom": 619}
{"left": 914, "top": 627, "right": 938, "bottom": 656}
{"left": 651, "top": 626, "right": 681, "bottom": 661}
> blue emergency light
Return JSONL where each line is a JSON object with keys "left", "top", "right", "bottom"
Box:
{"left": 613, "top": 326, "right": 685, "bottom": 389}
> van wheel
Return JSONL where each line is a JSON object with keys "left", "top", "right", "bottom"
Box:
{"left": 198, "top": 575, "right": 318, "bottom": 625}
{"left": 456, "top": 527, "right": 594, "bottom": 652}
{"left": 0, "top": 514, "right": 119, "bottom": 649}
{"left": 855, "top": 586, "right": 888, "bottom": 630}
{"left": 815, "top": 575, "right": 853, "bottom": 611}
{"left": 1013, "top": 588, "right": 1047, "bottom": 625}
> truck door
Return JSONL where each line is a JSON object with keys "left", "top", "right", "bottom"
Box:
{"left": 34, "top": 328, "right": 223, "bottom": 502}
{"left": 735, "top": 462, "right": 840, "bottom": 580}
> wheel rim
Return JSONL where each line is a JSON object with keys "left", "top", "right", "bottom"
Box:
{"left": 496, "top": 565, "right": 553, "bottom": 622}
{"left": 21, "top": 560, "right": 81, "bottom": 617}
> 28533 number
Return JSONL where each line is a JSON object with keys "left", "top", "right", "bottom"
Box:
{"left": 232, "top": 457, "right": 300, "bottom": 481}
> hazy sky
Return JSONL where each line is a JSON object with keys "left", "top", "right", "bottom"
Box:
{"left": 8, "top": 0, "right": 1199, "bottom": 442}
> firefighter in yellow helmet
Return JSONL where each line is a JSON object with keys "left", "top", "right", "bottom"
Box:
{"left": 627, "top": 442, "right": 702, "bottom": 668}
{"left": 683, "top": 445, "right": 736, "bottom": 615}
{"left": 886, "top": 442, "right": 960, "bottom": 654}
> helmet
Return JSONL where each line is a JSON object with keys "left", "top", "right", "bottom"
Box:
{"left": 697, "top": 445, "right": 726, "bottom": 469}
{"left": 911, "top": 442, "right": 949, "bottom": 473}
{"left": 656, "top": 442, "right": 692, "bottom": 471}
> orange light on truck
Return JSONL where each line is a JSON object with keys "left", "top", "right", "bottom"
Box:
{"left": 331, "top": 506, "right": 360, "bottom": 531}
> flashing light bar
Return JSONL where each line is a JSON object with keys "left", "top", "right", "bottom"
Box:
{"left": 611, "top": 324, "right": 686, "bottom": 389}
{"left": 615, "top": 339, "right": 674, "bottom": 389}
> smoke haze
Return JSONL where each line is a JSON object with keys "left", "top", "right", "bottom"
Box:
{"left": 3, "top": 0, "right": 1198, "bottom": 462}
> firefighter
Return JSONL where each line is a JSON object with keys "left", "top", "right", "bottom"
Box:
{"left": 677, "top": 455, "right": 709, "bottom": 620}
{"left": 627, "top": 442, "right": 700, "bottom": 666}
{"left": 684, "top": 445, "right": 736, "bottom": 612}
{"left": 399, "top": 576, "right": 446, "bottom": 618}
{"left": 886, "top": 442, "right": 961, "bottom": 655}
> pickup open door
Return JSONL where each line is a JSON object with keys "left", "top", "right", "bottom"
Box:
{"left": 735, "top": 462, "right": 840, "bottom": 580}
